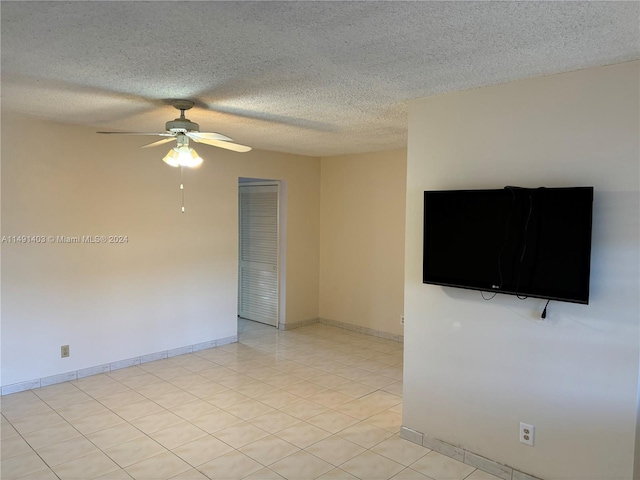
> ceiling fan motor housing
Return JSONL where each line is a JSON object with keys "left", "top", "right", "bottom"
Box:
{"left": 166, "top": 118, "right": 200, "bottom": 133}
{"left": 166, "top": 99, "right": 198, "bottom": 133}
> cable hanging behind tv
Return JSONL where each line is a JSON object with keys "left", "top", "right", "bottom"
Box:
{"left": 422, "top": 186, "right": 594, "bottom": 304}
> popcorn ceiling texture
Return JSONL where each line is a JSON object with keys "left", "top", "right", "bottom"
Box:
{"left": 1, "top": 1, "right": 638, "bottom": 156}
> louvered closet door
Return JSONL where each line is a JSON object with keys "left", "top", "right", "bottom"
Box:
{"left": 238, "top": 185, "right": 279, "bottom": 326}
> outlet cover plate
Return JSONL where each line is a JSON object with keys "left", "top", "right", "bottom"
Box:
{"left": 520, "top": 422, "right": 534, "bottom": 446}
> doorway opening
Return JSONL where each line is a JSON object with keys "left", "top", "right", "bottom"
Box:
{"left": 238, "top": 179, "right": 286, "bottom": 331}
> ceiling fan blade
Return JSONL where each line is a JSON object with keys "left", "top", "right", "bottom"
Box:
{"left": 97, "top": 131, "right": 174, "bottom": 136}
{"left": 140, "top": 137, "right": 176, "bottom": 149}
{"left": 187, "top": 131, "right": 234, "bottom": 142}
{"left": 190, "top": 136, "right": 252, "bottom": 153}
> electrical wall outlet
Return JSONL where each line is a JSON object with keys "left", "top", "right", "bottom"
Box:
{"left": 520, "top": 422, "right": 534, "bottom": 446}
{"left": 401, "top": 315, "right": 404, "bottom": 325}
{"left": 61, "top": 345, "right": 70, "bottom": 358}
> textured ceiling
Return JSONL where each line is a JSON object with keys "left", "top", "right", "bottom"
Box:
{"left": 2, "top": 1, "right": 638, "bottom": 157}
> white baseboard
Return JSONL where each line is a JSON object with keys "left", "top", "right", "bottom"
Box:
{"left": 278, "top": 316, "right": 404, "bottom": 344}
{"left": 400, "top": 426, "right": 543, "bottom": 480}
{"left": 319, "top": 317, "right": 404, "bottom": 343}
{"left": 1, "top": 334, "right": 238, "bottom": 396}
{"left": 278, "top": 317, "right": 319, "bottom": 330}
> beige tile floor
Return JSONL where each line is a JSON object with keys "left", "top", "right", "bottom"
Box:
{"left": 0, "top": 319, "right": 500, "bottom": 480}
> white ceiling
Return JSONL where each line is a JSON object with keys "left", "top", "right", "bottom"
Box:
{"left": 2, "top": 1, "right": 638, "bottom": 157}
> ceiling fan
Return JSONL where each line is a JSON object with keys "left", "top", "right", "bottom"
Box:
{"left": 98, "top": 99, "right": 251, "bottom": 167}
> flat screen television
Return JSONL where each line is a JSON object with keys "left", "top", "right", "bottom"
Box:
{"left": 423, "top": 186, "right": 594, "bottom": 304}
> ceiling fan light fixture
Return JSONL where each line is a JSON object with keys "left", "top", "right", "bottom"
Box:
{"left": 162, "top": 145, "right": 203, "bottom": 168}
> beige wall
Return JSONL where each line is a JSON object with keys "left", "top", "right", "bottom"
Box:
{"left": 1, "top": 111, "right": 408, "bottom": 388}
{"left": 1, "top": 113, "right": 320, "bottom": 386}
{"left": 319, "top": 150, "right": 407, "bottom": 336}
{"left": 404, "top": 61, "right": 639, "bottom": 479}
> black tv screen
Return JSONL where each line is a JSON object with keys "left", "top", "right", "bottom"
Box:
{"left": 423, "top": 187, "right": 594, "bottom": 304}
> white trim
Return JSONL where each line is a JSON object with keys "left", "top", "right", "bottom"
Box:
{"left": 238, "top": 180, "right": 280, "bottom": 187}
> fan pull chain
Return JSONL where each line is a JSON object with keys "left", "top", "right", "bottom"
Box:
{"left": 180, "top": 166, "right": 185, "bottom": 213}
